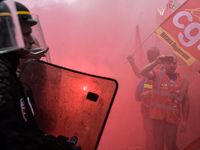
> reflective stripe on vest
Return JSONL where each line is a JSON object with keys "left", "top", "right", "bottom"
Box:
{"left": 143, "top": 64, "right": 164, "bottom": 91}
{"left": 143, "top": 84, "right": 152, "bottom": 89}
{"left": 151, "top": 102, "right": 180, "bottom": 114}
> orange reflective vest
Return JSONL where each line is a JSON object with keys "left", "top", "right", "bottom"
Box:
{"left": 150, "top": 70, "right": 188, "bottom": 125}
{"left": 142, "top": 64, "right": 164, "bottom": 107}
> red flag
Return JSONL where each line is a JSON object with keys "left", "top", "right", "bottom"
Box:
{"left": 163, "top": 0, "right": 175, "bottom": 19}
{"left": 134, "top": 24, "right": 145, "bottom": 68}
{"left": 156, "top": 0, "right": 181, "bottom": 43}
{"left": 154, "top": 0, "right": 200, "bottom": 66}
{"left": 157, "top": 0, "right": 181, "bottom": 24}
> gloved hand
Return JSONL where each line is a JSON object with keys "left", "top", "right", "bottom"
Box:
{"left": 38, "top": 135, "right": 81, "bottom": 150}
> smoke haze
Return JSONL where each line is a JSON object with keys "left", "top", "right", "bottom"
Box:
{"left": 17, "top": 0, "right": 200, "bottom": 149}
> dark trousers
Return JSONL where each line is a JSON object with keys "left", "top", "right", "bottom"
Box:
{"left": 141, "top": 104, "right": 154, "bottom": 150}
{"left": 152, "top": 119, "right": 178, "bottom": 150}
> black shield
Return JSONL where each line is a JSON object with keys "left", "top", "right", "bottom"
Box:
{"left": 19, "top": 60, "right": 118, "bottom": 150}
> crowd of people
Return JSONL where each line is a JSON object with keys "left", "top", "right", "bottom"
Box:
{"left": 128, "top": 48, "right": 189, "bottom": 150}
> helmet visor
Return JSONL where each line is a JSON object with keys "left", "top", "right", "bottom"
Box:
{"left": 0, "top": 0, "right": 25, "bottom": 54}
{"left": 27, "top": 14, "right": 49, "bottom": 55}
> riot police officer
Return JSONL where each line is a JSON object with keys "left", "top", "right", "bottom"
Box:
{"left": 0, "top": 1, "right": 81, "bottom": 150}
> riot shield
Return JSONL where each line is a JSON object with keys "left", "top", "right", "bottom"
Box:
{"left": 19, "top": 60, "right": 118, "bottom": 150}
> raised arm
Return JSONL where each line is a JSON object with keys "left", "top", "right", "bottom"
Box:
{"left": 127, "top": 55, "right": 142, "bottom": 78}
{"left": 140, "top": 55, "right": 163, "bottom": 80}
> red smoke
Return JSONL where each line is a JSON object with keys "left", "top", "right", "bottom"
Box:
{"left": 17, "top": 0, "right": 199, "bottom": 149}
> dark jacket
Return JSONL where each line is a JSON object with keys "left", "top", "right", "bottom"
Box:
{"left": 0, "top": 53, "right": 81, "bottom": 150}
{"left": 0, "top": 53, "right": 47, "bottom": 150}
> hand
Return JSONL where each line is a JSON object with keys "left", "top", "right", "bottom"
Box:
{"left": 40, "top": 135, "right": 74, "bottom": 150}
{"left": 140, "top": 91, "right": 151, "bottom": 100}
{"left": 140, "top": 91, "right": 152, "bottom": 106}
{"left": 180, "top": 121, "right": 187, "bottom": 133}
{"left": 155, "top": 55, "right": 166, "bottom": 64}
{"left": 127, "top": 55, "right": 134, "bottom": 62}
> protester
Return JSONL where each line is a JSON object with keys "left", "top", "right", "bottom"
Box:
{"left": 140, "top": 53, "right": 189, "bottom": 150}
{"left": 127, "top": 46, "right": 163, "bottom": 150}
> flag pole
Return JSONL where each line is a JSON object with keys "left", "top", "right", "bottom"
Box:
{"left": 124, "top": 25, "right": 161, "bottom": 64}
{"left": 124, "top": 31, "right": 155, "bottom": 64}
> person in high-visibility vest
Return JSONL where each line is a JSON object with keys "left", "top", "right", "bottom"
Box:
{"left": 127, "top": 46, "right": 164, "bottom": 150}
{"left": 140, "top": 53, "right": 189, "bottom": 150}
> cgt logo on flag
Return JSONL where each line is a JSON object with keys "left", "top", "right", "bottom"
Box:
{"left": 154, "top": 0, "right": 200, "bottom": 66}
